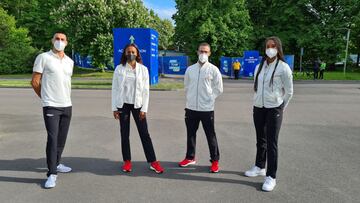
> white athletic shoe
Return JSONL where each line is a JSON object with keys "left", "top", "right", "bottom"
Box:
{"left": 57, "top": 164, "right": 72, "bottom": 173}
{"left": 44, "top": 174, "right": 57, "bottom": 189}
{"left": 262, "top": 176, "right": 276, "bottom": 192}
{"left": 244, "top": 166, "right": 266, "bottom": 177}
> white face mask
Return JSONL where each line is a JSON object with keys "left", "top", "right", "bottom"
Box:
{"left": 54, "top": 40, "right": 66, "bottom": 51}
{"left": 198, "top": 53, "right": 208, "bottom": 63}
{"left": 266, "top": 48, "right": 278, "bottom": 58}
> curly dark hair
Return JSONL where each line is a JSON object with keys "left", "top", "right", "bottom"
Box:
{"left": 120, "top": 43, "right": 143, "bottom": 66}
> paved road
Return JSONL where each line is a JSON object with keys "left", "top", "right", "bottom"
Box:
{"left": 0, "top": 81, "right": 359, "bottom": 202}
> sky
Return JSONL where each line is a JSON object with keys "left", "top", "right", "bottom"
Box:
{"left": 142, "top": 0, "right": 177, "bottom": 23}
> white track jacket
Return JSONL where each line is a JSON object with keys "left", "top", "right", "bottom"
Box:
{"left": 184, "top": 62, "right": 223, "bottom": 111}
{"left": 253, "top": 59, "right": 293, "bottom": 109}
{"left": 112, "top": 62, "right": 149, "bottom": 112}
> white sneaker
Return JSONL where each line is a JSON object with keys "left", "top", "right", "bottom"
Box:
{"left": 262, "top": 176, "right": 276, "bottom": 192}
{"left": 244, "top": 166, "right": 266, "bottom": 177}
{"left": 57, "top": 164, "right": 72, "bottom": 173}
{"left": 44, "top": 174, "right": 57, "bottom": 189}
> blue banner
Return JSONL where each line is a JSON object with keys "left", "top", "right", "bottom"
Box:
{"left": 284, "top": 55, "right": 294, "bottom": 70}
{"left": 243, "top": 50, "right": 260, "bottom": 77}
{"left": 113, "top": 28, "right": 159, "bottom": 85}
{"left": 159, "top": 56, "right": 188, "bottom": 75}
{"left": 73, "top": 53, "right": 93, "bottom": 69}
{"left": 220, "top": 57, "right": 232, "bottom": 76}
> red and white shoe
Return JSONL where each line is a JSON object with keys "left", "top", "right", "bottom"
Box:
{"left": 178, "top": 158, "right": 196, "bottom": 167}
{"left": 122, "top": 160, "right": 132, "bottom": 172}
{"left": 150, "top": 161, "right": 164, "bottom": 174}
{"left": 210, "top": 160, "right": 219, "bottom": 173}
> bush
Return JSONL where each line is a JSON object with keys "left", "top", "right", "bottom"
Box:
{"left": 0, "top": 7, "right": 36, "bottom": 74}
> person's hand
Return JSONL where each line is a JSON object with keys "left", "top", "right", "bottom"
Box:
{"left": 139, "top": 111, "right": 146, "bottom": 121}
{"left": 113, "top": 111, "right": 120, "bottom": 120}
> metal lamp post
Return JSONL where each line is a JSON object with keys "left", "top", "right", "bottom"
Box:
{"left": 344, "top": 28, "right": 351, "bottom": 75}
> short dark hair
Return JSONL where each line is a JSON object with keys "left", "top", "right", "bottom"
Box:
{"left": 52, "top": 32, "right": 68, "bottom": 40}
{"left": 120, "top": 44, "right": 143, "bottom": 66}
{"left": 198, "top": 42, "right": 211, "bottom": 50}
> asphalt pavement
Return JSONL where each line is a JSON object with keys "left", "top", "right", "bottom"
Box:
{"left": 0, "top": 80, "right": 359, "bottom": 202}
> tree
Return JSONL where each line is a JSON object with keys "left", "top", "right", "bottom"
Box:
{"left": 0, "top": 7, "right": 36, "bottom": 74}
{"left": 173, "top": 0, "right": 252, "bottom": 64}
{"left": 350, "top": 10, "right": 360, "bottom": 68}
{"left": 89, "top": 33, "right": 113, "bottom": 71}
{"left": 149, "top": 10, "right": 174, "bottom": 50}
{"left": 1, "top": 0, "right": 64, "bottom": 50}
{"left": 246, "top": 0, "right": 360, "bottom": 69}
{"left": 52, "top": 0, "right": 175, "bottom": 69}
{"left": 52, "top": 0, "right": 112, "bottom": 56}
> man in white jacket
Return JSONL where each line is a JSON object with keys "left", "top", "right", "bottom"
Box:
{"left": 178, "top": 43, "right": 223, "bottom": 173}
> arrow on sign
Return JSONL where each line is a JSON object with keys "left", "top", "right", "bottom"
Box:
{"left": 129, "top": 35, "right": 135, "bottom": 44}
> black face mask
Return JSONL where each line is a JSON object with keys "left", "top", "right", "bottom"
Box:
{"left": 126, "top": 54, "right": 136, "bottom": 62}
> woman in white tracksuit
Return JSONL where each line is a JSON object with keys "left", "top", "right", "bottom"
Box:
{"left": 112, "top": 44, "right": 164, "bottom": 174}
{"left": 244, "top": 36, "right": 293, "bottom": 192}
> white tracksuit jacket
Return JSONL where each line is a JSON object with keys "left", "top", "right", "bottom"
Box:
{"left": 184, "top": 62, "right": 223, "bottom": 111}
{"left": 112, "top": 62, "right": 150, "bottom": 112}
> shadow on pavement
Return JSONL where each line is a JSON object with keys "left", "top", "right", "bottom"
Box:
{"left": 0, "top": 157, "right": 261, "bottom": 190}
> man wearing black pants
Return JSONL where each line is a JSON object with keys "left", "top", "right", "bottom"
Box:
{"left": 179, "top": 43, "right": 223, "bottom": 173}
{"left": 43, "top": 107, "right": 72, "bottom": 176}
{"left": 185, "top": 109, "right": 219, "bottom": 162}
{"left": 31, "top": 32, "right": 74, "bottom": 189}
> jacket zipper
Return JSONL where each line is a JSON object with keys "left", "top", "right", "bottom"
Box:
{"left": 196, "top": 66, "right": 201, "bottom": 110}
{"left": 262, "top": 66, "right": 266, "bottom": 107}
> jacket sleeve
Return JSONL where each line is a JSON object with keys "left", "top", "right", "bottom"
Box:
{"left": 184, "top": 67, "right": 190, "bottom": 95}
{"left": 253, "top": 64, "right": 260, "bottom": 82}
{"left": 111, "top": 67, "right": 120, "bottom": 111}
{"left": 281, "top": 64, "right": 294, "bottom": 109}
{"left": 140, "top": 67, "right": 150, "bottom": 113}
{"left": 212, "top": 66, "right": 223, "bottom": 99}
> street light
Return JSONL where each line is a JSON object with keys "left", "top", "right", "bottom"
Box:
{"left": 335, "top": 28, "right": 351, "bottom": 74}
{"left": 344, "top": 28, "right": 351, "bottom": 75}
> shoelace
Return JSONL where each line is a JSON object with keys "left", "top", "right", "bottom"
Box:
{"left": 264, "top": 177, "right": 273, "bottom": 184}
{"left": 251, "top": 166, "right": 258, "bottom": 172}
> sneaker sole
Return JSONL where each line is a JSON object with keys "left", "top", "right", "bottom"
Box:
{"left": 57, "top": 170, "right": 72, "bottom": 173}
{"left": 150, "top": 166, "right": 163, "bottom": 174}
{"left": 262, "top": 187, "right": 274, "bottom": 192}
{"left": 210, "top": 170, "right": 219, "bottom": 173}
{"left": 44, "top": 184, "right": 56, "bottom": 189}
{"left": 179, "top": 161, "right": 196, "bottom": 167}
{"left": 244, "top": 172, "right": 266, "bottom": 177}
{"left": 122, "top": 169, "right": 132, "bottom": 172}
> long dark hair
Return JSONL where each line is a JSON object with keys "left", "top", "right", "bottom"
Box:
{"left": 254, "top": 36, "right": 285, "bottom": 92}
{"left": 120, "top": 43, "right": 143, "bottom": 66}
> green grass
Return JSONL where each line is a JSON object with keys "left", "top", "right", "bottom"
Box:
{"left": 0, "top": 74, "right": 32, "bottom": 79}
{"left": 72, "top": 67, "right": 114, "bottom": 79}
{"left": 0, "top": 79, "right": 183, "bottom": 90}
{"left": 1, "top": 69, "right": 359, "bottom": 89}
{"left": 0, "top": 67, "right": 113, "bottom": 79}
{"left": 151, "top": 82, "right": 184, "bottom": 90}
{"left": 293, "top": 71, "right": 360, "bottom": 80}
{"left": 0, "top": 80, "right": 31, "bottom": 87}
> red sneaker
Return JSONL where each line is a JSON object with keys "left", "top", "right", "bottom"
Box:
{"left": 150, "top": 161, "right": 164, "bottom": 174}
{"left": 122, "top": 160, "right": 132, "bottom": 172}
{"left": 178, "top": 158, "right": 196, "bottom": 167}
{"left": 210, "top": 160, "right": 219, "bottom": 173}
